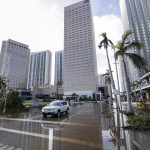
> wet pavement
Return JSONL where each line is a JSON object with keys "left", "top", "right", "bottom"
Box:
{"left": 0, "top": 102, "right": 108, "bottom": 150}
{"left": 0, "top": 102, "right": 150, "bottom": 150}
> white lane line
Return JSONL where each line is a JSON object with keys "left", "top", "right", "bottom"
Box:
{"left": 49, "top": 129, "right": 53, "bottom": 150}
{"left": 28, "top": 115, "right": 42, "bottom": 120}
{"left": 0, "top": 117, "right": 89, "bottom": 127}
{"left": 7, "top": 147, "right": 15, "bottom": 150}
{"left": 0, "top": 127, "right": 100, "bottom": 149}
{"left": 0, "top": 145, "right": 9, "bottom": 149}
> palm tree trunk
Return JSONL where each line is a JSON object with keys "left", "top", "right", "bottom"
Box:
{"left": 105, "top": 48, "right": 120, "bottom": 150}
{"left": 105, "top": 48, "right": 119, "bottom": 109}
{"left": 122, "top": 56, "right": 134, "bottom": 113}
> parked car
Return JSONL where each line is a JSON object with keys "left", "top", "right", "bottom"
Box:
{"left": 42, "top": 100, "right": 69, "bottom": 118}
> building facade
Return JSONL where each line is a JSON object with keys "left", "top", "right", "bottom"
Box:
{"left": 120, "top": 0, "right": 150, "bottom": 83}
{"left": 0, "top": 39, "right": 30, "bottom": 89}
{"left": 98, "top": 74, "right": 105, "bottom": 87}
{"left": 54, "top": 51, "right": 64, "bottom": 85}
{"left": 27, "top": 50, "right": 52, "bottom": 89}
{"left": 64, "top": 0, "right": 98, "bottom": 97}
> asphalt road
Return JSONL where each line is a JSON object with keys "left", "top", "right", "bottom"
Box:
{"left": 0, "top": 102, "right": 115, "bottom": 150}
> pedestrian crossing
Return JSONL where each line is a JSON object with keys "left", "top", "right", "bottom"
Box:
{"left": 0, "top": 143, "right": 22, "bottom": 150}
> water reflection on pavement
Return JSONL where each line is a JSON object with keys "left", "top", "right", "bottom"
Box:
{"left": 0, "top": 102, "right": 104, "bottom": 150}
{"left": 0, "top": 102, "right": 150, "bottom": 150}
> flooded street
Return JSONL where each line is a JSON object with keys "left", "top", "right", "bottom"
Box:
{"left": 0, "top": 102, "right": 106, "bottom": 150}
{"left": 0, "top": 102, "right": 150, "bottom": 150}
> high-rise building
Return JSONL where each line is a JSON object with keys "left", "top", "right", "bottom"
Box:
{"left": 27, "top": 50, "right": 52, "bottom": 89}
{"left": 64, "top": 0, "right": 97, "bottom": 97}
{"left": 120, "top": 0, "right": 150, "bottom": 82}
{"left": 0, "top": 39, "right": 30, "bottom": 89}
{"left": 54, "top": 51, "right": 64, "bottom": 85}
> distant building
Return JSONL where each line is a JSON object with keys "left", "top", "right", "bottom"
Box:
{"left": 64, "top": 0, "right": 98, "bottom": 97}
{"left": 54, "top": 51, "right": 64, "bottom": 85}
{"left": 98, "top": 74, "right": 105, "bottom": 87}
{"left": 27, "top": 50, "right": 52, "bottom": 89}
{"left": 120, "top": 0, "right": 150, "bottom": 83}
{"left": 0, "top": 39, "right": 30, "bottom": 89}
{"left": 97, "top": 74, "right": 110, "bottom": 99}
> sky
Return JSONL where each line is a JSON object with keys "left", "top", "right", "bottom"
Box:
{"left": 0, "top": 0, "right": 124, "bottom": 85}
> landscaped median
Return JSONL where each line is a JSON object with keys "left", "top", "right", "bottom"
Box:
{"left": 121, "top": 105, "right": 150, "bottom": 132}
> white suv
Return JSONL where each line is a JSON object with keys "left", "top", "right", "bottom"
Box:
{"left": 42, "top": 100, "right": 69, "bottom": 117}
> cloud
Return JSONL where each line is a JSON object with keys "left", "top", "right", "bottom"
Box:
{"left": 0, "top": 0, "right": 123, "bottom": 85}
{"left": 93, "top": 14, "right": 123, "bottom": 87}
{"left": 93, "top": 14, "right": 123, "bottom": 74}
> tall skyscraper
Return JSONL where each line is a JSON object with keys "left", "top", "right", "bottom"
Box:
{"left": 54, "top": 51, "right": 64, "bottom": 85}
{"left": 64, "top": 0, "right": 97, "bottom": 97}
{"left": 27, "top": 50, "right": 52, "bottom": 89}
{"left": 0, "top": 39, "right": 30, "bottom": 89}
{"left": 120, "top": 0, "right": 150, "bottom": 82}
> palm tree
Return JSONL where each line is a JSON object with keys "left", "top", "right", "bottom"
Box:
{"left": 103, "top": 70, "right": 112, "bottom": 98}
{"left": 115, "top": 30, "right": 147, "bottom": 113}
{"left": 98, "top": 33, "right": 119, "bottom": 109}
{"left": 99, "top": 34, "right": 121, "bottom": 150}
{"left": 103, "top": 70, "right": 113, "bottom": 111}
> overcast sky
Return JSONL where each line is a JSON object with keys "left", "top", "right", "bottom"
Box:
{"left": 0, "top": 0, "right": 124, "bottom": 85}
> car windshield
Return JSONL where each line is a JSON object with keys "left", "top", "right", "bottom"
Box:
{"left": 49, "top": 101, "right": 60, "bottom": 106}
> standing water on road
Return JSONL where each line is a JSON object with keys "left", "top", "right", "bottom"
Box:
{"left": 0, "top": 102, "right": 150, "bottom": 150}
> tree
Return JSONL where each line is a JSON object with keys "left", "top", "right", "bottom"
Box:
{"left": 103, "top": 70, "right": 113, "bottom": 111}
{"left": 56, "top": 81, "right": 62, "bottom": 99}
{"left": 6, "top": 90, "right": 24, "bottom": 111}
{"left": 0, "top": 76, "right": 6, "bottom": 100}
{"left": 71, "top": 93, "right": 78, "bottom": 101}
{"left": 115, "top": 30, "right": 147, "bottom": 113}
{"left": 98, "top": 33, "right": 119, "bottom": 109}
{"left": 103, "top": 70, "right": 112, "bottom": 98}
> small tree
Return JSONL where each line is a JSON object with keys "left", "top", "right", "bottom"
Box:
{"left": 5, "top": 90, "right": 25, "bottom": 111}
{"left": 0, "top": 76, "right": 6, "bottom": 101}
{"left": 71, "top": 93, "right": 78, "bottom": 100}
{"left": 56, "top": 81, "right": 62, "bottom": 99}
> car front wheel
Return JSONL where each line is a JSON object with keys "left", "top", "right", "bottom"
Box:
{"left": 43, "top": 114, "right": 47, "bottom": 118}
{"left": 66, "top": 108, "right": 69, "bottom": 115}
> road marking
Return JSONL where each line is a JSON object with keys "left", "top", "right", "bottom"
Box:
{"left": 0, "top": 145, "right": 9, "bottom": 149}
{"left": 0, "top": 117, "right": 90, "bottom": 127}
{"left": 7, "top": 147, "right": 15, "bottom": 150}
{"left": 28, "top": 115, "right": 42, "bottom": 120}
{"left": 0, "top": 127, "right": 100, "bottom": 149}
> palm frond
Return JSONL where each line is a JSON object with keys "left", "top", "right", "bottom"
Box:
{"left": 125, "top": 53, "right": 147, "bottom": 69}
{"left": 105, "top": 76, "right": 111, "bottom": 84}
{"left": 98, "top": 39, "right": 105, "bottom": 49}
{"left": 108, "top": 39, "right": 114, "bottom": 46}
{"left": 99, "top": 32, "right": 110, "bottom": 49}
{"left": 100, "top": 32, "right": 107, "bottom": 38}
{"left": 122, "top": 30, "right": 132, "bottom": 44}
{"left": 102, "top": 73, "right": 109, "bottom": 77}
{"left": 124, "top": 41, "right": 142, "bottom": 51}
